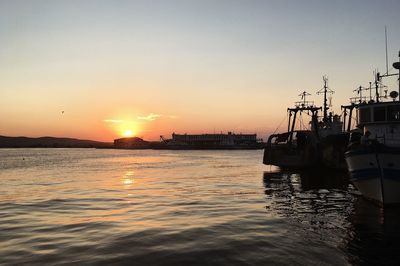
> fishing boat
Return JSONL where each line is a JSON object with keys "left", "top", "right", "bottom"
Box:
{"left": 263, "top": 77, "right": 348, "bottom": 169}
{"left": 345, "top": 52, "right": 400, "bottom": 204}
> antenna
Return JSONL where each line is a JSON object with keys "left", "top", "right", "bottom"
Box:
{"left": 385, "top": 26, "right": 389, "bottom": 75}
{"left": 298, "top": 91, "right": 311, "bottom": 106}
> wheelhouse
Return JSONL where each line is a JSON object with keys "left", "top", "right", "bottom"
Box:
{"left": 358, "top": 102, "right": 400, "bottom": 126}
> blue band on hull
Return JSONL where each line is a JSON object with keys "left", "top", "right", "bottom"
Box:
{"left": 349, "top": 168, "right": 380, "bottom": 181}
{"left": 345, "top": 146, "right": 400, "bottom": 157}
{"left": 350, "top": 168, "right": 400, "bottom": 181}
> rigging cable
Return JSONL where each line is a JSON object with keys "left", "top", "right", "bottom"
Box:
{"left": 272, "top": 113, "right": 288, "bottom": 135}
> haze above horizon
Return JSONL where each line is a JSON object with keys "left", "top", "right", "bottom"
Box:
{"left": 1, "top": 0, "right": 400, "bottom": 141}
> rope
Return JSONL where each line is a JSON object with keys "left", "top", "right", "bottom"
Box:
{"left": 272, "top": 113, "right": 288, "bottom": 135}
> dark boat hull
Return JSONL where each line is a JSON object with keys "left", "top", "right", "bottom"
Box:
{"left": 263, "top": 131, "right": 350, "bottom": 169}
{"left": 346, "top": 145, "right": 400, "bottom": 204}
{"left": 263, "top": 143, "right": 319, "bottom": 169}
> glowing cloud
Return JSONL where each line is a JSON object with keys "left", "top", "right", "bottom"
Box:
{"left": 136, "top": 113, "right": 178, "bottom": 121}
{"left": 103, "top": 119, "right": 123, "bottom": 123}
{"left": 137, "top": 113, "right": 162, "bottom": 121}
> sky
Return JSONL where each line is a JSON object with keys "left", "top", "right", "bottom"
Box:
{"left": 0, "top": 0, "right": 400, "bottom": 141}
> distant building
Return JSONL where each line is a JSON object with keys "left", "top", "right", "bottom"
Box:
{"left": 114, "top": 137, "right": 150, "bottom": 148}
{"left": 169, "top": 132, "right": 259, "bottom": 146}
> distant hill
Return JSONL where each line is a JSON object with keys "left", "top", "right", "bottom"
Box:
{"left": 0, "top": 136, "right": 113, "bottom": 148}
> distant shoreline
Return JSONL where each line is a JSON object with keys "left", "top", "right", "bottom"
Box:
{"left": 0, "top": 135, "right": 112, "bottom": 148}
{"left": 0, "top": 136, "right": 265, "bottom": 150}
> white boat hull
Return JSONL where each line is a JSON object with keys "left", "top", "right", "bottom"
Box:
{"left": 345, "top": 148, "right": 400, "bottom": 204}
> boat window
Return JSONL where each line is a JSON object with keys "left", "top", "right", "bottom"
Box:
{"left": 374, "top": 107, "right": 386, "bottom": 121}
{"left": 359, "top": 108, "right": 371, "bottom": 123}
{"left": 387, "top": 105, "right": 400, "bottom": 121}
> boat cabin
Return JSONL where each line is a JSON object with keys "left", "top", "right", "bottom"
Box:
{"left": 358, "top": 101, "right": 400, "bottom": 125}
{"left": 357, "top": 101, "right": 400, "bottom": 146}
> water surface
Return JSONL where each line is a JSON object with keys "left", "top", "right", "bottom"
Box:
{"left": 0, "top": 149, "right": 399, "bottom": 265}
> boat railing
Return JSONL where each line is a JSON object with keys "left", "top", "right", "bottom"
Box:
{"left": 350, "top": 96, "right": 368, "bottom": 104}
{"left": 294, "top": 101, "right": 315, "bottom": 108}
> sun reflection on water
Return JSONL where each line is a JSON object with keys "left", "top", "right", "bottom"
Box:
{"left": 122, "top": 171, "right": 135, "bottom": 186}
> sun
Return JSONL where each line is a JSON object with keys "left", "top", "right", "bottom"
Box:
{"left": 104, "top": 117, "right": 140, "bottom": 138}
{"left": 123, "top": 129, "right": 134, "bottom": 137}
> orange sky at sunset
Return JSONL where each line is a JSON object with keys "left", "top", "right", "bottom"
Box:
{"left": 1, "top": 1, "right": 400, "bottom": 142}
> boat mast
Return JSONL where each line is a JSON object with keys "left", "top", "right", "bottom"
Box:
{"left": 287, "top": 91, "right": 321, "bottom": 145}
{"left": 376, "top": 51, "right": 400, "bottom": 101}
{"left": 377, "top": 28, "right": 400, "bottom": 101}
{"left": 374, "top": 70, "right": 380, "bottom": 102}
{"left": 369, "top": 82, "right": 372, "bottom": 101}
{"left": 287, "top": 91, "right": 310, "bottom": 144}
{"left": 316, "top": 76, "right": 334, "bottom": 121}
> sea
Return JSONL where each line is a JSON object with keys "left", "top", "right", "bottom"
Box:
{"left": 1, "top": 148, "right": 400, "bottom": 265}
